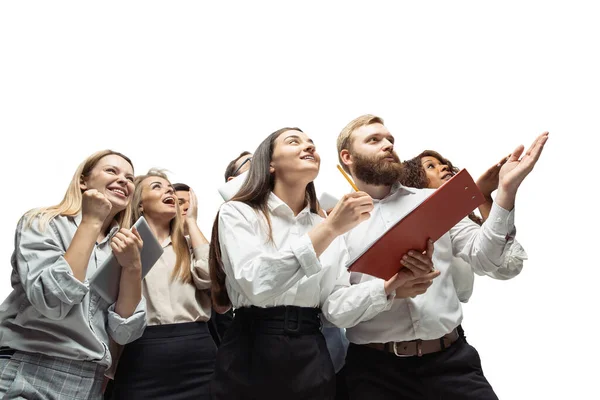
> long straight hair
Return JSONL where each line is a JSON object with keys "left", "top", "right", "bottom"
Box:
{"left": 131, "top": 169, "right": 192, "bottom": 284}
{"left": 26, "top": 150, "right": 134, "bottom": 231}
{"left": 209, "top": 127, "right": 319, "bottom": 309}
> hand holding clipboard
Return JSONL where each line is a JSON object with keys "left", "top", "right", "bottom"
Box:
{"left": 345, "top": 169, "right": 485, "bottom": 281}
{"left": 333, "top": 165, "right": 443, "bottom": 295}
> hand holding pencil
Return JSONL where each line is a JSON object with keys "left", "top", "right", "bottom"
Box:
{"left": 321, "top": 165, "right": 373, "bottom": 235}
{"left": 325, "top": 192, "right": 374, "bottom": 235}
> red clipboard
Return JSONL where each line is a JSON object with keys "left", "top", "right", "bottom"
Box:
{"left": 346, "top": 169, "right": 485, "bottom": 280}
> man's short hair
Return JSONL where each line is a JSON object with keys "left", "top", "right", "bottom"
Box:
{"left": 173, "top": 183, "right": 190, "bottom": 192}
{"left": 337, "top": 114, "right": 384, "bottom": 173}
{"left": 224, "top": 151, "right": 252, "bottom": 182}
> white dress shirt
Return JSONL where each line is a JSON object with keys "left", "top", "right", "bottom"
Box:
{"left": 344, "top": 184, "right": 525, "bottom": 344}
{"left": 217, "top": 192, "right": 395, "bottom": 329}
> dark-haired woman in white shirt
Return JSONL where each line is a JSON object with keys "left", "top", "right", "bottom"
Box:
{"left": 209, "top": 128, "right": 436, "bottom": 400}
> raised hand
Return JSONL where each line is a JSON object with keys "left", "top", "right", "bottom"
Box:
{"left": 494, "top": 132, "right": 549, "bottom": 210}
{"left": 326, "top": 192, "right": 374, "bottom": 235}
{"left": 81, "top": 189, "right": 112, "bottom": 225}
{"left": 476, "top": 155, "right": 509, "bottom": 199}
{"left": 499, "top": 132, "right": 549, "bottom": 194}
{"left": 184, "top": 188, "right": 199, "bottom": 230}
{"left": 111, "top": 227, "right": 143, "bottom": 270}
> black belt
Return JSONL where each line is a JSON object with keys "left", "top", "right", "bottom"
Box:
{"left": 235, "top": 306, "right": 322, "bottom": 336}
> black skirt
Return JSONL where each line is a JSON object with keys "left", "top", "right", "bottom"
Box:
{"left": 211, "top": 306, "right": 336, "bottom": 400}
{"left": 110, "top": 321, "right": 216, "bottom": 400}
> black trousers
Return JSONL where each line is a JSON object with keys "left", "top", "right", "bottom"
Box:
{"left": 345, "top": 337, "right": 498, "bottom": 400}
{"left": 110, "top": 321, "right": 216, "bottom": 400}
{"left": 211, "top": 306, "right": 336, "bottom": 400}
{"left": 208, "top": 307, "right": 234, "bottom": 346}
{"left": 335, "top": 366, "right": 349, "bottom": 400}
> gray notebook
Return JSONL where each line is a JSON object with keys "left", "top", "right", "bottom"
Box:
{"left": 90, "top": 216, "right": 164, "bottom": 304}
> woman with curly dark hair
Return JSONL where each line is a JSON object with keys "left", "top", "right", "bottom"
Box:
{"left": 400, "top": 150, "right": 528, "bottom": 302}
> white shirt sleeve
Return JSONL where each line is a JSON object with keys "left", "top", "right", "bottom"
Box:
{"left": 322, "top": 272, "right": 394, "bottom": 328}
{"left": 450, "top": 202, "right": 526, "bottom": 280}
{"left": 321, "top": 236, "right": 395, "bottom": 328}
{"left": 450, "top": 256, "right": 475, "bottom": 302}
{"left": 218, "top": 202, "right": 322, "bottom": 307}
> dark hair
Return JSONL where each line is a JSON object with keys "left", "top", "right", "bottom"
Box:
{"left": 224, "top": 151, "right": 252, "bottom": 182}
{"left": 209, "top": 128, "right": 319, "bottom": 309}
{"left": 401, "top": 150, "right": 483, "bottom": 226}
{"left": 173, "top": 183, "right": 190, "bottom": 192}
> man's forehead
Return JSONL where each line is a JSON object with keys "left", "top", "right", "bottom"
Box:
{"left": 356, "top": 123, "right": 392, "bottom": 137}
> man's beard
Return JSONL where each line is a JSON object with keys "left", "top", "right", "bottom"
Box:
{"left": 351, "top": 150, "right": 404, "bottom": 186}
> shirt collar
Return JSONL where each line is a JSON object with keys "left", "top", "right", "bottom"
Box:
{"left": 391, "top": 182, "right": 416, "bottom": 196}
{"left": 162, "top": 235, "right": 173, "bottom": 248}
{"left": 267, "top": 192, "right": 312, "bottom": 218}
{"left": 373, "top": 182, "right": 416, "bottom": 203}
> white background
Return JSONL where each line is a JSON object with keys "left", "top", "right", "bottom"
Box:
{"left": 0, "top": 2, "right": 597, "bottom": 399}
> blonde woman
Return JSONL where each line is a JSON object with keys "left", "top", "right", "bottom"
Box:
{"left": 0, "top": 150, "right": 147, "bottom": 400}
{"left": 110, "top": 170, "right": 215, "bottom": 400}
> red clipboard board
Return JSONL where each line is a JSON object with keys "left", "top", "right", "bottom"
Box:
{"left": 346, "top": 169, "right": 485, "bottom": 280}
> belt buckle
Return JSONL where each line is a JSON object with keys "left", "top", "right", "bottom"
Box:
{"left": 393, "top": 339, "right": 423, "bottom": 357}
{"left": 392, "top": 341, "right": 402, "bottom": 356}
{"left": 283, "top": 307, "right": 301, "bottom": 335}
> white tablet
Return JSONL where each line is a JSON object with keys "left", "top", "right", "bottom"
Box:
{"left": 217, "top": 171, "right": 248, "bottom": 201}
{"left": 90, "top": 216, "right": 164, "bottom": 304}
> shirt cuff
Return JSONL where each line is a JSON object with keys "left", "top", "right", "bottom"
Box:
{"left": 486, "top": 202, "right": 515, "bottom": 237}
{"left": 50, "top": 267, "right": 90, "bottom": 304}
{"left": 291, "top": 234, "right": 321, "bottom": 277}
{"left": 368, "top": 279, "right": 395, "bottom": 311}
{"left": 502, "top": 240, "right": 528, "bottom": 269}
{"left": 192, "top": 243, "right": 210, "bottom": 262}
{"left": 107, "top": 297, "right": 147, "bottom": 345}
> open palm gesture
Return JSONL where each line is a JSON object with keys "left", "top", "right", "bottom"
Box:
{"left": 499, "top": 132, "right": 549, "bottom": 193}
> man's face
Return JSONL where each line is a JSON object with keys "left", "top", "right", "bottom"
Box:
{"left": 343, "top": 123, "right": 403, "bottom": 186}
{"left": 175, "top": 190, "right": 190, "bottom": 217}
